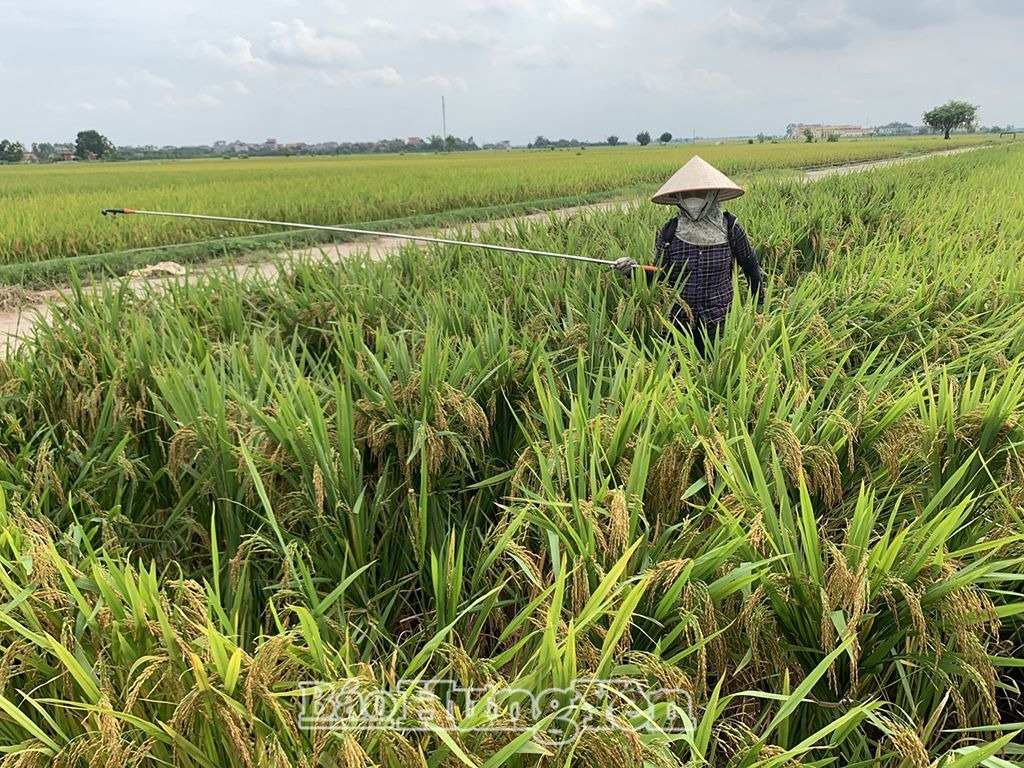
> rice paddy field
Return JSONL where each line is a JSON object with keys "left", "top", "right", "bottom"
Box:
{"left": 0, "top": 135, "right": 994, "bottom": 267}
{"left": 1, "top": 141, "right": 1024, "bottom": 766}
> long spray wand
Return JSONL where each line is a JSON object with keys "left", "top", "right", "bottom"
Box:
{"left": 100, "top": 208, "right": 657, "bottom": 272}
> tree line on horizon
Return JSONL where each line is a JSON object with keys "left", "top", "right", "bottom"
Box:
{"left": 1, "top": 101, "right": 1002, "bottom": 165}
{"left": 1, "top": 130, "right": 118, "bottom": 164}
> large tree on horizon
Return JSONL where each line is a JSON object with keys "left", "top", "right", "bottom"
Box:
{"left": 923, "top": 100, "right": 979, "bottom": 139}
{"left": 74, "top": 129, "right": 116, "bottom": 160}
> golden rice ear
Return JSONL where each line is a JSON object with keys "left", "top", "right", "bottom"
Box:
{"left": 886, "top": 721, "right": 931, "bottom": 768}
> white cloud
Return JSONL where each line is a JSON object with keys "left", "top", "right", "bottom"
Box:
{"left": 637, "top": 70, "right": 670, "bottom": 94}
{"left": 688, "top": 68, "right": 731, "bottom": 94}
{"left": 463, "top": 0, "right": 511, "bottom": 16}
{"left": 722, "top": 8, "right": 788, "bottom": 45}
{"left": 636, "top": 68, "right": 730, "bottom": 97}
{"left": 195, "top": 36, "right": 271, "bottom": 71}
{"left": 421, "top": 75, "right": 469, "bottom": 93}
{"left": 549, "top": 0, "right": 614, "bottom": 28}
{"left": 77, "top": 99, "right": 133, "bottom": 112}
{"left": 139, "top": 70, "right": 175, "bottom": 89}
{"left": 196, "top": 93, "right": 222, "bottom": 107}
{"left": 362, "top": 17, "right": 395, "bottom": 35}
{"left": 322, "top": 67, "right": 404, "bottom": 88}
{"left": 155, "top": 91, "right": 225, "bottom": 109}
{"left": 265, "top": 19, "right": 362, "bottom": 66}
{"left": 421, "top": 23, "right": 459, "bottom": 43}
{"left": 721, "top": 3, "right": 861, "bottom": 50}
{"left": 503, "top": 45, "right": 571, "bottom": 70}
{"left": 420, "top": 23, "right": 498, "bottom": 46}
{"left": 359, "top": 66, "right": 402, "bottom": 86}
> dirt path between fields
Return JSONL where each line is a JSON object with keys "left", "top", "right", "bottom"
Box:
{"left": 0, "top": 144, "right": 989, "bottom": 355}
{"left": 801, "top": 145, "right": 980, "bottom": 180}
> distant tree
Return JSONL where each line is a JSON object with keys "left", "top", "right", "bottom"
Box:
{"left": 658, "top": 132, "right": 672, "bottom": 145}
{"left": 426, "top": 134, "right": 445, "bottom": 151}
{"left": 606, "top": 135, "right": 620, "bottom": 146}
{"left": 32, "top": 142, "right": 57, "bottom": 162}
{"left": 803, "top": 128, "right": 815, "bottom": 143}
{"left": 756, "top": 133, "right": 766, "bottom": 143}
{"left": 0, "top": 140, "right": 25, "bottom": 163}
{"left": 923, "top": 100, "right": 979, "bottom": 140}
{"left": 75, "top": 129, "right": 116, "bottom": 159}
{"left": 444, "top": 135, "right": 457, "bottom": 153}
{"left": 636, "top": 131, "right": 651, "bottom": 146}
{"left": 531, "top": 135, "right": 551, "bottom": 149}
{"left": 826, "top": 132, "right": 839, "bottom": 142}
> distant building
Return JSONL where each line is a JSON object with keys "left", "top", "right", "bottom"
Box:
{"left": 22, "top": 150, "right": 38, "bottom": 163}
{"left": 264, "top": 138, "right": 278, "bottom": 150}
{"left": 407, "top": 136, "right": 424, "bottom": 146}
{"left": 786, "top": 123, "right": 874, "bottom": 139}
{"left": 60, "top": 148, "right": 74, "bottom": 162}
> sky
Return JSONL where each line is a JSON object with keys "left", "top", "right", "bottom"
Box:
{"left": 2, "top": 0, "right": 1021, "bottom": 146}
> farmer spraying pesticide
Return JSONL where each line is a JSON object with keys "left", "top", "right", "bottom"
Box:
{"left": 615, "top": 155, "right": 765, "bottom": 356}
{"left": 101, "top": 159, "right": 765, "bottom": 352}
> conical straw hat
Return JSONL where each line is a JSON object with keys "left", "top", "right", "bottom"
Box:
{"left": 651, "top": 155, "right": 744, "bottom": 205}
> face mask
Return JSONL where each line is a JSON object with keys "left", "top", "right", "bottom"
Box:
{"left": 679, "top": 194, "right": 710, "bottom": 219}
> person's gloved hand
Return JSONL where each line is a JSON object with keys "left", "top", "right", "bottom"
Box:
{"left": 614, "top": 257, "right": 638, "bottom": 276}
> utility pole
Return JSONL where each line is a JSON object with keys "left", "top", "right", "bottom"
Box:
{"left": 442, "top": 96, "right": 448, "bottom": 152}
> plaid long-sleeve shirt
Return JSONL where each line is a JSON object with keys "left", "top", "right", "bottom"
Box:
{"left": 650, "top": 215, "right": 765, "bottom": 329}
